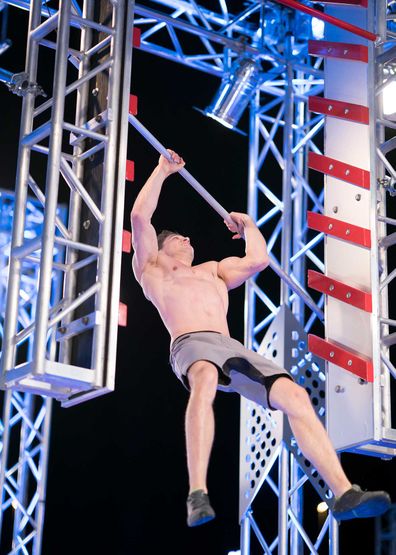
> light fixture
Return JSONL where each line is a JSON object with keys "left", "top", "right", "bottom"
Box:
{"left": 311, "top": 17, "right": 325, "bottom": 40}
{"left": 317, "top": 501, "right": 328, "bottom": 513}
{"left": 205, "top": 56, "right": 262, "bottom": 129}
{"left": 382, "top": 79, "right": 396, "bottom": 116}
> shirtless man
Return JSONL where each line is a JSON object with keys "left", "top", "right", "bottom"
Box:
{"left": 131, "top": 150, "right": 390, "bottom": 527}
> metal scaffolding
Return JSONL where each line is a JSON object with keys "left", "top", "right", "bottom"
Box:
{"left": 0, "top": 0, "right": 395, "bottom": 553}
{"left": 131, "top": 0, "right": 396, "bottom": 552}
{"left": 0, "top": 0, "right": 135, "bottom": 552}
{"left": 0, "top": 191, "right": 62, "bottom": 555}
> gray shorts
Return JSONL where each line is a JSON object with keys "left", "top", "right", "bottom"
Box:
{"left": 169, "top": 331, "right": 293, "bottom": 410}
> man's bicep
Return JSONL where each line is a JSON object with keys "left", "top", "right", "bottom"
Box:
{"left": 217, "top": 257, "right": 249, "bottom": 290}
{"left": 131, "top": 216, "right": 158, "bottom": 272}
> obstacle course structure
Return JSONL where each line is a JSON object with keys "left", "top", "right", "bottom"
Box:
{"left": 0, "top": 0, "right": 395, "bottom": 553}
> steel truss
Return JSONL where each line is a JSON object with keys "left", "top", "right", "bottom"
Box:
{"left": 1, "top": 0, "right": 134, "bottom": 407}
{"left": 0, "top": 191, "right": 63, "bottom": 555}
{"left": 132, "top": 0, "right": 396, "bottom": 553}
{"left": 0, "top": 0, "right": 394, "bottom": 553}
{"left": 0, "top": 1, "right": 135, "bottom": 552}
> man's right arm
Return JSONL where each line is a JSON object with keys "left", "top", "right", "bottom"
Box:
{"left": 131, "top": 150, "right": 185, "bottom": 281}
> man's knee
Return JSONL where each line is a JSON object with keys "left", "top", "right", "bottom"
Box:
{"left": 270, "top": 379, "right": 312, "bottom": 416}
{"left": 188, "top": 361, "right": 218, "bottom": 399}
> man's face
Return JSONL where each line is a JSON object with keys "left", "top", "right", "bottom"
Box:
{"left": 161, "top": 234, "right": 194, "bottom": 260}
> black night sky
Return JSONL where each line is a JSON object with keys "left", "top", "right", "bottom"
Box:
{"left": 0, "top": 4, "right": 395, "bottom": 555}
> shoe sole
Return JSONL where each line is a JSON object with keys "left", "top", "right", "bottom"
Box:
{"left": 187, "top": 513, "right": 216, "bottom": 527}
{"left": 333, "top": 498, "right": 390, "bottom": 521}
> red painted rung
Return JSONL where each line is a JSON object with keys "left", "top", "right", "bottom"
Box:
{"left": 309, "top": 96, "right": 369, "bottom": 125}
{"left": 126, "top": 160, "right": 135, "bottom": 182}
{"left": 118, "top": 302, "right": 128, "bottom": 327}
{"left": 133, "top": 27, "right": 141, "bottom": 48}
{"left": 308, "top": 152, "right": 370, "bottom": 189}
{"left": 308, "top": 40, "right": 368, "bottom": 63}
{"left": 308, "top": 334, "right": 373, "bottom": 382}
{"left": 308, "top": 270, "right": 372, "bottom": 312}
{"left": 307, "top": 212, "right": 371, "bottom": 248}
{"left": 129, "top": 94, "right": 138, "bottom": 116}
{"left": 122, "top": 230, "right": 132, "bottom": 254}
{"left": 320, "top": 0, "right": 367, "bottom": 7}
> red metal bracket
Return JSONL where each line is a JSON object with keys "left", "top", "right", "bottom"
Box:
{"left": 133, "top": 28, "right": 141, "bottom": 48}
{"left": 308, "top": 334, "right": 373, "bottom": 382}
{"left": 122, "top": 230, "right": 132, "bottom": 254}
{"left": 308, "top": 152, "right": 370, "bottom": 189}
{"left": 126, "top": 160, "right": 135, "bottom": 182}
{"left": 308, "top": 40, "right": 368, "bottom": 62}
{"left": 118, "top": 302, "right": 128, "bottom": 327}
{"left": 309, "top": 96, "right": 369, "bottom": 124}
{"left": 308, "top": 270, "right": 372, "bottom": 312}
{"left": 307, "top": 212, "right": 371, "bottom": 248}
{"left": 129, "top": 94, "right": 138, "bottom": 116}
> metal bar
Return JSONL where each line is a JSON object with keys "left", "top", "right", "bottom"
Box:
{"left": 281, "top": 38, "right": 294, "bottom": 306}
{"left": 60, "top": 158, "right": 105, "bottom": 223}
{"left": 102, "top": 0, "right": 135, "bottom": 391}
{"left": 70, "top": 13, "right": 114, "bottom": 35}
{"left": 27, "top": 175, "right": 70, "bottom": 239}
{"left": 0, "top": 0, "right": 42, "bottom": 376}
{"left": 278, "top": 444, "right": 289, "bottom": 555}
{"left": 128, "top": 113, "right": 234, "bottom": 226}
{"left": 48, "top": 282, "right": 100, "bottom": 329}
{"left": 63, "top": 121, "right": 108, "bottom": 143}
{"left": 269, "top": 256, "right": 324, "bottom": 320}
{"left": 240, "top": 512, "right": 251, "bottom": 555}
{"left": 31, "top": 0, "right": 72, "bottom": 374}
{"left": 272, "top": 0, "right": 378, "bottom": 42}
{"left": 33, "top": 57, "right": 113, "bottom": 118}
{"left": 30, "top": 11, "right": 59, "bottom": 41}
{"left": 0, "top": 67, "right": 13, "bottom": 84}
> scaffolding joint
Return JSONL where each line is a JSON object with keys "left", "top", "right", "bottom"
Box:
{"left": 6, "top": 72, "right": 47, "bottom": 98}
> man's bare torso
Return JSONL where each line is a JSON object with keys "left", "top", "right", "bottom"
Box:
{"left": 135, "top": 253, "right": 230, "bottom": 342}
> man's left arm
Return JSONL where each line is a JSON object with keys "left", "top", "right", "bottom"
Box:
{"left": 217, "top": 212, "right": 270, "bottom": 290}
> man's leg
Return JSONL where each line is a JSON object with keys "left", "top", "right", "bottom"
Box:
{"left": 268, "top": 377, "right": 391, "bottom": 519}
{"left": 184, "top": 361, "right": 218, "bottom": 526}
{"left": 269, "top": 377, "right": 351, "bottom": 497}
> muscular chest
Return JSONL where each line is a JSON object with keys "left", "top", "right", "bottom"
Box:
{"left": 166, "top": 263, "right": 214, "bottom": 285}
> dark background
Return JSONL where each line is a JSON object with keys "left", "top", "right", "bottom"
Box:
{"left": 0, "top": 5, "right": 395, "bottom": 555}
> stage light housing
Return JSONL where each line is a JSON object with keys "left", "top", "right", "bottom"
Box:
{"left": 317, "top": 501, "right": 328, "bottom": 513}
{"left": 382, "top": 78, "right": 396, "bottom": 116}
{"left": 205, "top": 56, "right": 262, "bottom": 129}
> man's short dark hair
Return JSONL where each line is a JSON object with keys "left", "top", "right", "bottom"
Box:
{"left": 157, "top": 229, "right": 180, "bottom": 250}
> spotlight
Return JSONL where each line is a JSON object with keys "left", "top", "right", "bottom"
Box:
{"left": 317, "top": 501, "right": 328, "bottom": 513}
{"left": 311, "top": 17, "right": 325, "bottom": 40}
{"left": 205, "top": 56, "right": 262, "bottom": 129}
{"left": 382, "top": 79, "right": 396, "bottom": 116}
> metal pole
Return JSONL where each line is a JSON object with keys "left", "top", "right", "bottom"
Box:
{"left": 272, "top": 0, "right": 377, "bottom": 42}
{"left": 244, "top": 91, "right": 260, "bottom": 350}
{"left": 278, "top": 443, "right": 289, "bottom": 555}
{"left": 240, "top": 513, "right": 251, "bottom": 555}
{"left": 128, "top": 114, "right": 234, "bottom": 226}
{"left": 280, "top": 33, "right": 294, "bottom": 306}
{"left": 91, "top": 0, "right": 128, "bottom": 385}
{"left": 32, "top": 0, "right": 72, "bottom": 371}
{"left": 329, "top": 513, "right": 339, "bottom": 555}
{"left": 0, "top": 0, "right": 42, "bottom": 378}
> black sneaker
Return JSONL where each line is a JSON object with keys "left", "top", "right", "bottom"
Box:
{"left": 186, "top": 490, "right": 216, "bottom": 527}
{"left": 332, "top": 484, "right": 391, "bottom": 521}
